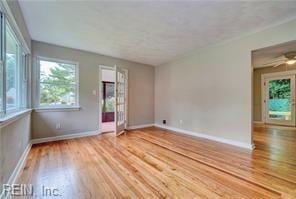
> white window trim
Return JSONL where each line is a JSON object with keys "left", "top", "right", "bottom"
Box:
{"left": 0, "top": 2, "right": 31, "bottom": 122}
{"left": 0, "top": 1, "right": 30, "bottom": 54}
{"left": 34, "top": 107, "right": 81, "bottom": 112}
{"left": 35, "top": 56, "right": 80, "bottom": 109}
{"left": 1, "top": 12, "right": 30, "bottom": 118}
{"left": 0, "top": 108, "right": 32, "bottom": 128}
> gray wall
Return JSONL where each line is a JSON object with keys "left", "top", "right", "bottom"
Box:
{"left": 32, "top": 41, "right": 154, "bottom": 139}
{"left": 0, "top": 113, "right": 31, "bottom": 191}
{"left": 155, "top": 19, "right": 296, "bottom": 147}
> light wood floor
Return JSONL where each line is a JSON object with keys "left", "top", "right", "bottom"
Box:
{"left": 16, "top": 126, "right": 296, "bottom": 198}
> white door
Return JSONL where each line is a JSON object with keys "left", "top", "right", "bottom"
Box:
{"left": 115, "top": 66, "right": 127, "bottom": 136}
{"left": 264, "top": 75, "right": 295, "bottom": 126}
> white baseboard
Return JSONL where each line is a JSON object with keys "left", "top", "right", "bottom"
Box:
{"left": 154, "top": 124, "right": 254, "bottom": 150}
{"left": 6, "top": 142, "right": 32, "bottom": 185}
{"left": 127, "top": 123, "right": 154, "bottom": 130}
{"left": 1, "top": 142, "right": 32, "bottom": 198}
{"left": 31, "top": 130, "right": 101, "bottom": 144}
{"left": 253, "top": 121, "right": 264, "bottom": 125}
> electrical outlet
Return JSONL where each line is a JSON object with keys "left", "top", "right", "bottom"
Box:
{"left": 163, "top": 120, "right": 166, "bottom": 124}
{"left": 92, "top": 90, "right": 97, "bottom": 95}
{"left": 179, "top": 120, "right": 183, "bottom": 124}
{"left": 55, "top": 123, "right": 61, "bottom": 129}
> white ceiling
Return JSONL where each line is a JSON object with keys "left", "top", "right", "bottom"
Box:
{"left": 19, "top": 1, "right": 296, "bottom": 66}
{"left": 253, "top": 40, "right": 296, "bottom": 68}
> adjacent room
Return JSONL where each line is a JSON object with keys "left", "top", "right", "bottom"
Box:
{"left": 100, "top": 67, "right": 116, "bottom": 133}
{"left": 252, "top": 40, "right": 296, "bottom": 167}
{"left": 0, "top": 0, "right": 296, "bottom": 198}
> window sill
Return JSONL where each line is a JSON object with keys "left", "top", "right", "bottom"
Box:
{"left": 34, "top": 107, "right": 81, "bottom": 112}
{"left": 0, "top": 109, "right": 32, "bottom": 127}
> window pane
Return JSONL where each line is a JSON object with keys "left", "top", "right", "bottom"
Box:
{"left": 39, "top": 59, "right": 77, "bottom": 107}
{"left": 6, "top": 24, "right": 18, "bottom": 111}
{"left": 105, "top": 83, "right": 114, "bottom": 112}
{"left": 268, "top": 78, "right": 292, "bottom": 121}
{"left": 0, "top": 58, "right": 3, "bottom": 115}
{"left": 0, "top": 12, "right": 3, "bottom": 115}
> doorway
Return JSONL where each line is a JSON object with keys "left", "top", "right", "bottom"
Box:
{"left": 100, "top": 67, "right": 115, "bottom": 133}
{"left": 99, "top": 65, "right": 128, "bottom": 135}
{"left": 262, "top": 73, "right": 295, "bottom": 126}
{"left": 252, "top": 40, "right": 296, "bottom": 153}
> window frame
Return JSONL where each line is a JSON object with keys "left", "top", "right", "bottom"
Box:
{"left": 35, "top": 56, "right": 80, "bottom": 109}
{"left": 0, "top": 10, "right": 30, "bottom": 118}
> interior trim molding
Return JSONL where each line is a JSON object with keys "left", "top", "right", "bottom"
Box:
{"left": 34, "top": 107, "right": 81, "bottom": 112}
{"left": 154, "top": 124, "right": 254, "bottom": 150}
{"left": 31, "top": 130, "right": 101, "bottom": 144}
{"left": 6, "top": 142, "right": 32, "bottom": 185}
{"left": 127, "top": 123, "right": 154, "bottom": 130}
{"left": 253, "top": 121, "right": 264, "bottom": 125}
{"left": 1, "top": 142, "right": 32, "bottom": 198}
{"left": 0, "top": 109, "right": 32, "bottom": 128}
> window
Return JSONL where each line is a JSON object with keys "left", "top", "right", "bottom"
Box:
{"left": 6, "top": 23, "right": 20, "bottom": 111}
{"left": 37, "top": 57, "right": 79, "bottom": 108}
{"left": 0, "top": 12, "right": 4, "bottom": 116}
{"left": 0, "top": 11, "right": 29, "bottom": 117}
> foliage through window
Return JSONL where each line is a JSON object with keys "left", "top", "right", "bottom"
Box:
{"left": 268, "top": 79, "right": 291, "bottom": 112}
{"left": 38, "top": 58, "right": 78, "bottom": 108}
{"left": 268, "top": 78, "right": 292, "bottom": 121}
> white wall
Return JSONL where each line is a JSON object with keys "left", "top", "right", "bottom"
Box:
{"left": 155, "top": 19, "right": 296, "bottom": 147}
{"left": 32, "top": 41, "right": 155, "bottom": 139}
{"left": 102, "top": 69, "right": 115, "bottom": 82}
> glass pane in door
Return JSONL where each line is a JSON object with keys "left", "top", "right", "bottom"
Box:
{"left": 268, "top": 78, "right": 292, "bottom": 121}
{"left": 105, "top": 83, "right": 115, "bottom": 112}
{"left": 102, "top": 82, "right": 115, "bottom": 123}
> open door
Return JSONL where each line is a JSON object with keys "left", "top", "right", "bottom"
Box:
{"left": 115, "top": 65, "right": 127, "bottom": 136}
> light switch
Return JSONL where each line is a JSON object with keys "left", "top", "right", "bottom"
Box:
{"left": 92, "top": 90, "right": 97, "bottom": 95}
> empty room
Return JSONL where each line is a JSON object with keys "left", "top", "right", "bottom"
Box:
{"left": 0, "top": 0, "right": 296, "bottom": 198}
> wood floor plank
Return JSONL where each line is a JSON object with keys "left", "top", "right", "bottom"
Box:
{"left": 14, "top": 126, "right": 296, "bottom": 198}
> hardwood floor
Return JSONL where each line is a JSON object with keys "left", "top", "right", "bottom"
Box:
{"left": 15, "top": 126, "right": 296, "bottom": 198}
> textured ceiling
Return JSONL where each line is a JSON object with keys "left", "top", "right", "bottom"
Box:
{"left": 19, "top": 1, "right": 296, "bottom": 66}
{"left": 253, "top": 40, "right": 296, "bottom": 68}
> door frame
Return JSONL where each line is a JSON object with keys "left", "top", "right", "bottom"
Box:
{"left": 98, "top": 65, "right": 128, "bottom": 133}
{"left": 261, "top": 70, "right": 296, "bottom": 126}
